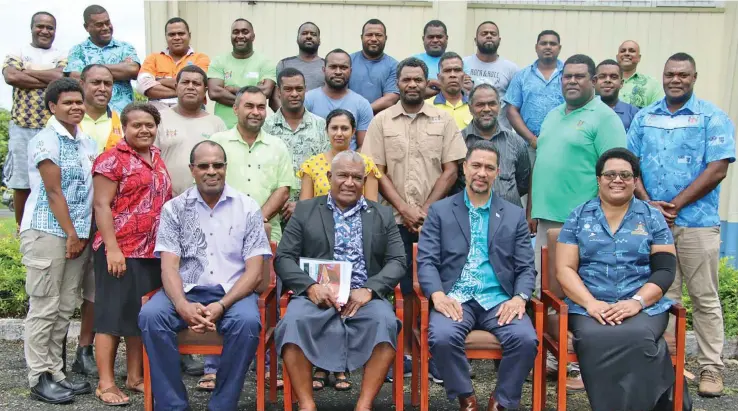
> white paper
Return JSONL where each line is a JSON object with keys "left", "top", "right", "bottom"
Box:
{"left": 299, "top": 258, "right": 352, "bottom": 304}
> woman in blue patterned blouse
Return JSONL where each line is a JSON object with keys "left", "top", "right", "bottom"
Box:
{"left": 556, "top": 148, "right": 689, "bottom": 411}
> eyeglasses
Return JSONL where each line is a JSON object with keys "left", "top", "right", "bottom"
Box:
{"left": 600, "top": 170, "right": 634, "bottom": 181}
{"left": 192, "top": 162, "right": 227, "bottom": 171}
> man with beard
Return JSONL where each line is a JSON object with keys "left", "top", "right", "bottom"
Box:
{"left": 349, "top": 19, "right": 400, "bottom": 114}
{"left": 453, "top": 84, "right": 529, "bottom": 209}
{"left": 505, "top": 30, "right": 564, "bottom": 165}
{"left": 628, "top": 53, "right": 735, "bottom": 398}
{"left": 426, "top": 52, "right": 473, "bottom": 130}
{"left": 276, "top": 22, "right": 325, "bottom": 91}
{"left": 617, "top": 40, "right": 663, "bottom": 108}
{"left": 305, "top": 49, "right": 373, "bottom": 150}
{"left": 210, "top": 86, "right": 293, "bottom": 243}
{"left": 208, "top": 19, "right": 276, "bottom": 128}
{"left": 264, "top": 68, "right": 328, "bottom": 221}
{"left": 137, "top": 17, "right": 210, "bottom": 111}
{"left": 362, "top": 57, "right": 467, "bottom": 374}
{"left": 65, "top": 5, "right": 140, "bottom": 113}
{"left": 413, "top": 20, "right": 448, "bottom": 98}
{"left": 3, "top": 11, "right": 67, "bottom": 228}
{"left": 418, "top": 140, "right": 537, "bottom": 411}
{"left": 463, "top": 21, "right": 519, "bottom": 131}
{"left": 594, "top": 59, "right": 639, "bottom": 132}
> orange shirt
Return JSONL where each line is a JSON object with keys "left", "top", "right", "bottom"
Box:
{"left": 139, "top": 48, "right": 210, "bottom": 79}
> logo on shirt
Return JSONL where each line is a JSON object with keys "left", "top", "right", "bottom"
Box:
{"left": 166, "top": 129, "right": 177, "bottom": 138}
{"left": 224, "top": 71, "right": 232, "bottom": 81}
{"left": 688, "top": 116, "right": 698, "bottom": 124}
{"left": 631, "top": 223, "right": 648, "bottom": 236}
{"left": 430, "top": 116, "right": 443, "bottom": 124}
{"left": 576, "top": 120, "right": 585, "bottom": 129}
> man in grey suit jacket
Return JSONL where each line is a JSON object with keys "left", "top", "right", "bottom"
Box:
{"left": 417, "top": 141, "right": 537, "bottom": 411}
{"left": 275, "top": 151, "right": 406, "bottom": 411}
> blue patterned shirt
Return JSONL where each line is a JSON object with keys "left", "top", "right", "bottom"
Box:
{"left": 20, "top": 117, "right": 97, "bottom": 238}
{"left": 448, "top": 191, "right": 509, "bottom": 310}
{"left": 154, "top": 185, "right": 272, "bottom": 293}
{"left": 558, "top": 198, "right": 675, "bottom": 316}
{"left": 65, "top": 38, "right": 140, "bottom": 112}
{"left": 627, "top": 95, "right": 736, "bottom": 227}
{"left": 503, "top": 60, "right": 565, "bottom": 137}
{"left": 326, "top": 193, "right": 368, "bottom": 289}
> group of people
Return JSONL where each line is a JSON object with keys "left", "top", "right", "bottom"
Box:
{"left": 2, "top": 3, "right": 733, "bottom": 411}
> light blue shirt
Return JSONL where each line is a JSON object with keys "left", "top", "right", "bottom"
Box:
{"left": 327, "top": 193, "right": 369, "bottom": 289}
{"left": 413, "top": 52, "right": 441, "bottom": 79}
{"left": 21, "top": 117, "right": 97, "bottom": 238}
{"left": 627, "top": 95, "right": 736, "bottom": 227}
{"left": 448, "top": 191, "right": 509, "bottom": 310}
{"left": 558, "top": 198, "right": 675, "bottom": 316}
{"left": 65, "top": 38, "right": 140, "bottom": 112}
{"left": 348, "top": 51, "right": 399, "bottom": 104}
{"left": 304, "top": 88, "right": 374, "bottom": 150}
{"left": 503, "top": 60, "right": 565, "bottom": 137}
{"left": 154, "top": 185, "right": 272, "bottom": 293}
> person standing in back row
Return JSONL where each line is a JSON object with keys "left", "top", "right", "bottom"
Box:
{"left": 463, "top": 21, "right": 519, "bottom": 131}
{"left": 349, "top": 19, "right": 400, "bottom": 114}
{"left": 616, "top": 40, "right": 663, "bottom": 108}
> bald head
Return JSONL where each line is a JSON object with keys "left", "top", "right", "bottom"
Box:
{"left": 617, "top": 40, "right": 641, "bottom": 73}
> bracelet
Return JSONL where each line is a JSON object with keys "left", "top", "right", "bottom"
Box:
{"left": 217, "top": 300, "right": 227, "bottom": 312}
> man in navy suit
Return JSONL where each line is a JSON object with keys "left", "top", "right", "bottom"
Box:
{"left": 417, "top": 140, "right": 537, "bottom": 411}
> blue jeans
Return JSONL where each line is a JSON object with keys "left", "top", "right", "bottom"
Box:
{"left": 139, "top": 286, "right": 260, "bottom": 411}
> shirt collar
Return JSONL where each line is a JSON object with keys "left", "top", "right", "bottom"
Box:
{"left": 531, "top": 59, "right": 564, "bottom": 72}
{"left": 84, "top": 37, "right": 119, "bottom": 49}
{"left": 560, "top": 95, "right": 600, "bottom": 115}
{"left": 652, "top": 93, "right": 700, "bottom": 116}
{"left": 227, "top": 127, "right": 271, "bottom": 145}
{"left": 186, "top": 184, "right": 237, "bottom": 205}
{"left": 83, "top": 106, "right": 114, "bottom": 123}
{"left": 113, "top": 138, "right": 162, "bottom": 157}
{"left": 462, "top": 121, "right": 507, "bottom": 140}
{"left": 326, "top": 193, "right": 368, "bottom": 217}
{"left": 463, "top": 189, "right": 492, "bottom": 211}
{"left": 612, "top": 100, "right": 627, "bottom": 114}
{"left": 584, "top": 196, "right": 647, "bottom": 216}
{"left": 48, "top": 116, "right": 83, "bottom": 141}
{"left": 273, "top": 108, "right": 313, "bottom": 129}
{"left": 433, "top": 92, "right": 469, "bottom": 105}
{"left": 388, "top": 101, "right": 436, "bottom": 119}
{"left": 162, "top": 47, "right": 195, "bottom": 57}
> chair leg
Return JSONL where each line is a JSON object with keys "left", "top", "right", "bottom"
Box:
{"left": 557, "top": 354, "right": 567, "bottom": 411}
{"left": 419, "top": 345, "right": 430, "bottom": 411}
{"left": 143, "top": 346, "right": 154, "bottom": 411}
{"left": 394, "top": 327, "right": 404, "bottom": 411}
{"left": 269, "top": 341, "right": 278, "bottom": 403}
{"left": 282, "top": 366, "right": 293, "bottom": 411}
{"left": 257, "top": 340, "right": 266, "bottom": 411}
{"left": 532, "top": 345, "right": 544, "bottom": 411}
{"left": 411, "top": 335, "right": 420, "bottom": 407}
{"left": 538, "top": 347, "right": 548, "bottom": 411}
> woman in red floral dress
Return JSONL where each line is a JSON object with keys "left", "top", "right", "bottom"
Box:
{"left": 91, "top": 103, "right": 172, "bottom": 406}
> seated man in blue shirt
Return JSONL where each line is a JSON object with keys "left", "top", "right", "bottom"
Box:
{"left": 348, "top": 19, "right": 400, "bottom": 113}
{"left": 139, "top": 141, "right": 273, "bottom": 411}
{"left": 594, "top": 59, "right": 639, "bottom": 132}
{"left": 417, "top": 141, "right": 537, "bottom": 411}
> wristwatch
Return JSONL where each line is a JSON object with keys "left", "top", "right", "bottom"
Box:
{"left": 631, "top": 295, "right": 646, "bottom": 310}
{"left": 517, "top": 293, "right": 530, "bottom": 302}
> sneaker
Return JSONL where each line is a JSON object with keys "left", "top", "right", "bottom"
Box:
{"left": 566, "top": 371, "right": 585, "bottom": 392}
{"left": 698, "top": 370, "right": 723, "bottom": 397}
{"left": 385, "top": 355, "right": 412, "bottom": 382}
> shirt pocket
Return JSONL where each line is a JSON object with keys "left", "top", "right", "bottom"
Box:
{"left": 22, "top": 256, "right": 55, "bottom": 297}
{"left": 385, "top": 132, "right": 407, "bottom": 162}
{"left": 420, "top": 124, "right": 445, "bottom": 160}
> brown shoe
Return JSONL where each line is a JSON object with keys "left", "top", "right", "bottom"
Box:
{"left": 698, "top": 370, "right": 723, "bottom": 397}
{"left": 566, "top": 372, "right": 585, "bottom": 392}
{"left": 459, "top": 394, "right": 478, "bottom": 411}
{"left": 486, "top": 396, "right": 506, "bottom": 411}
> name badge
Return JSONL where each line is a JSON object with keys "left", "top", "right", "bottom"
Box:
{"left": 677, "top": 155, "right": 692, "bottom": 164}
{"left": 246, "top": 72, "right": 259, "bottom": 79}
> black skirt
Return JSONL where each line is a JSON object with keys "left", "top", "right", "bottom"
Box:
{"left": 93, "top": 245, "right": 163, "bottom": 337}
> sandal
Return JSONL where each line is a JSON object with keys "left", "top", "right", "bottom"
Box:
{"left": 125, "top": 378, "right": 144, "bottom": 394}
{"left": 312, "top": 368, "right": 329, "bottom": 391}
{"left": 333, "top": 372, "right": 352, "bottom": 391}
{"left": 265, "top": 371, "right": 284, "bottom": 391}
{"left": 96, "top": 386, "right": 130, "bottom": 406}
{"left": 196, "top": 374, "right": 216, "bottom": 392}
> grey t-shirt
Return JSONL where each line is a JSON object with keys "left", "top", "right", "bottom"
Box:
{"left": 276, "top": 56, "right": 325, "bottom": 90}
{"left": 463, "top": 55, "right": 520, "bottom": 130}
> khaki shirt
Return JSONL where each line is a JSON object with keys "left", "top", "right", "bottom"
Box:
{"left": 362, "top": 102, "right": 467, "bottom": 224}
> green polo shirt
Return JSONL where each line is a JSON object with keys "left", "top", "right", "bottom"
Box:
{"left": 620, "top": 72, "right": 663, "bottom": 108}
{"left": 531, "top": 97, "right": 626, "bottom": 223}
{"left": 209, "top": 127, "right": 295, "bottom": 242}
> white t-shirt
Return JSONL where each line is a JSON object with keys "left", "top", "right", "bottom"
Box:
{"left": 463, "top": 55, "right": 520, "bottom": 130}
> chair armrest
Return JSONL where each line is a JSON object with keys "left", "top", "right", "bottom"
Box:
{"left": 258, "top": 282, "right": 276, "bottom": 309}
{"left": 394, "top": 284, "right": 403, "bottom": 311}
{"left": 541, "top": 290, "right": 568, "bottom": 314}
{"left": 141, "top": 288, "right": 161, "bottom": 305}
{"left": 528, "top": 297, "right": 544, "bottom": 313}
{"left": 668, "top": 303, "right": 687, "bottom": 318}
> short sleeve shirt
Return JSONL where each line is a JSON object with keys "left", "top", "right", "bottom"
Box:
{"left": 413, "top": 52, "right": 441, "bottom": 80}
{"left": 208, "top": 51, "right": 276, "bottom": 128}
{"left": 65, "top": 38, "right": 140, "bottom": 113}
{"left": 502, "top": 60, "right": 565, "bottom": 137}
{"left": 531, "top": 97, "right": 627, "bottom": 223}
{"left": 558, "top": 197, "right": 675, "bottom": 316}
{"left": 348, "top": 52, "right": 399, "bottom": 104}
{"left": 92, "top": 140, "right": 173, "bottom": 258}
{"left": 262, "top": 109, "right": 329, "bottom": 201}
{"left": 154, "top": 185, "right": 272, "bottom": 293}
{"left": 304, "top": 88, "right": 374, "bottom": 150}
{"left": 620, "top": 72, "right": 664, "bottom": 108}
{"left": 612, "top": 100, "right": 640, "bottom": 132}
{"left": 627, "top": 95, "right": 736, "bottom": 227}
{"left": 298, "top": 152, "right": 382, "bottom": 197}
{"left": 361, "top": 102, "right": 467, "bottom": 224}
{"left": 426, "top": 93, "right": 473, "bottom": 131}
{"left": 3, "top": 44, "right": 67, "bottom": 128}
{"left": 209, "top": 128, "right": 294, "bottom": 242}
{"left": 276, "top": 56, "right": 325, "bottom": 90}
{"left": 137, "top": 48, "right": 211, "bottom": 106}
{"left": 20, "top": 117, "right": 97, "bottom": 238}
{"left": 463, "top": 54, "right": 519, "bottom": 130}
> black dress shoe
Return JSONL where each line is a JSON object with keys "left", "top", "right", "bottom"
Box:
{"left": 58, "top": 378, "right": 92, "bottom": 395}
{"left": 181, "top": 354, "right": 204, "bottom": 376}
{"left": 72, "top": 345, "right": 98, "bottom": 376}
{"left": 30, "top": 372, "right": 74, "bottom": 404}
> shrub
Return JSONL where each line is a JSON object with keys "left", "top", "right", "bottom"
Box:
{"left": 0, "top": 223, "right": 27, "bottom": 317}
{"left": 681, "top": 257, "right": 738, "bottom": 337}
{"left": 0, "top": 108, "right": 10, "bottom": 179}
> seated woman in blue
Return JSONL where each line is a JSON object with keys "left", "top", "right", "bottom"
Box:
{"left": 556, "top": 148, "right": 690, "bottom": 411}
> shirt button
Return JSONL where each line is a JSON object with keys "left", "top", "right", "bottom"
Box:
{"left": 210, "top": 233, "right": 213, "bottom": 236}
{"left": 248, "top": 179, "right": 251, "bottom": 182}
{"left": 210, "top": 271, "right": 213, "bottom": 275}
{"left": 248, "top": 164, "right": 251, "bottom": 167}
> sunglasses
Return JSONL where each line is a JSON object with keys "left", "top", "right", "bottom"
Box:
{"left": 600, "top": 170, "right": 634, "bottom": 181}
{"left": 192, "top": 162, "right": 227, "bottom": 171}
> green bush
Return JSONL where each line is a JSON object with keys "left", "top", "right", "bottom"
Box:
{"left": 0, "top": 225, "right": 27, "bottom": 317}
{"left": 0, "top": 108, "right": 11, "bottom": 179}
{"left": 681, "top": 257, "right": 738, "bottom": 337}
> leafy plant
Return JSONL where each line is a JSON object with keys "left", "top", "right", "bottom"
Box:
{"left": 0, "top": 108, "right": 11, "bottom": 182}
{"left": 0, "top": 219, "right": 26, "bottom": 317}
{"left": 681, "top": 257, "right": 738, "bottom": 337}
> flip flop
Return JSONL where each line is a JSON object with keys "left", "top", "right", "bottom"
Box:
{"left": 125, "top": 379, "right": 144, "bottom": 394}
{"left": 312, "top": 369, "right": 329, "bottom": 391}
{"left": 265, "top": 371, "right": 284, "bottom": 391}
{"left": 196, "top": 374, "right": 216, "bottom": 392}
{"left": 333, "top": 372, "right": 352, "bottom": 391}
{"left": 96, "top": 386, "right": 130, "bottom": 407}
